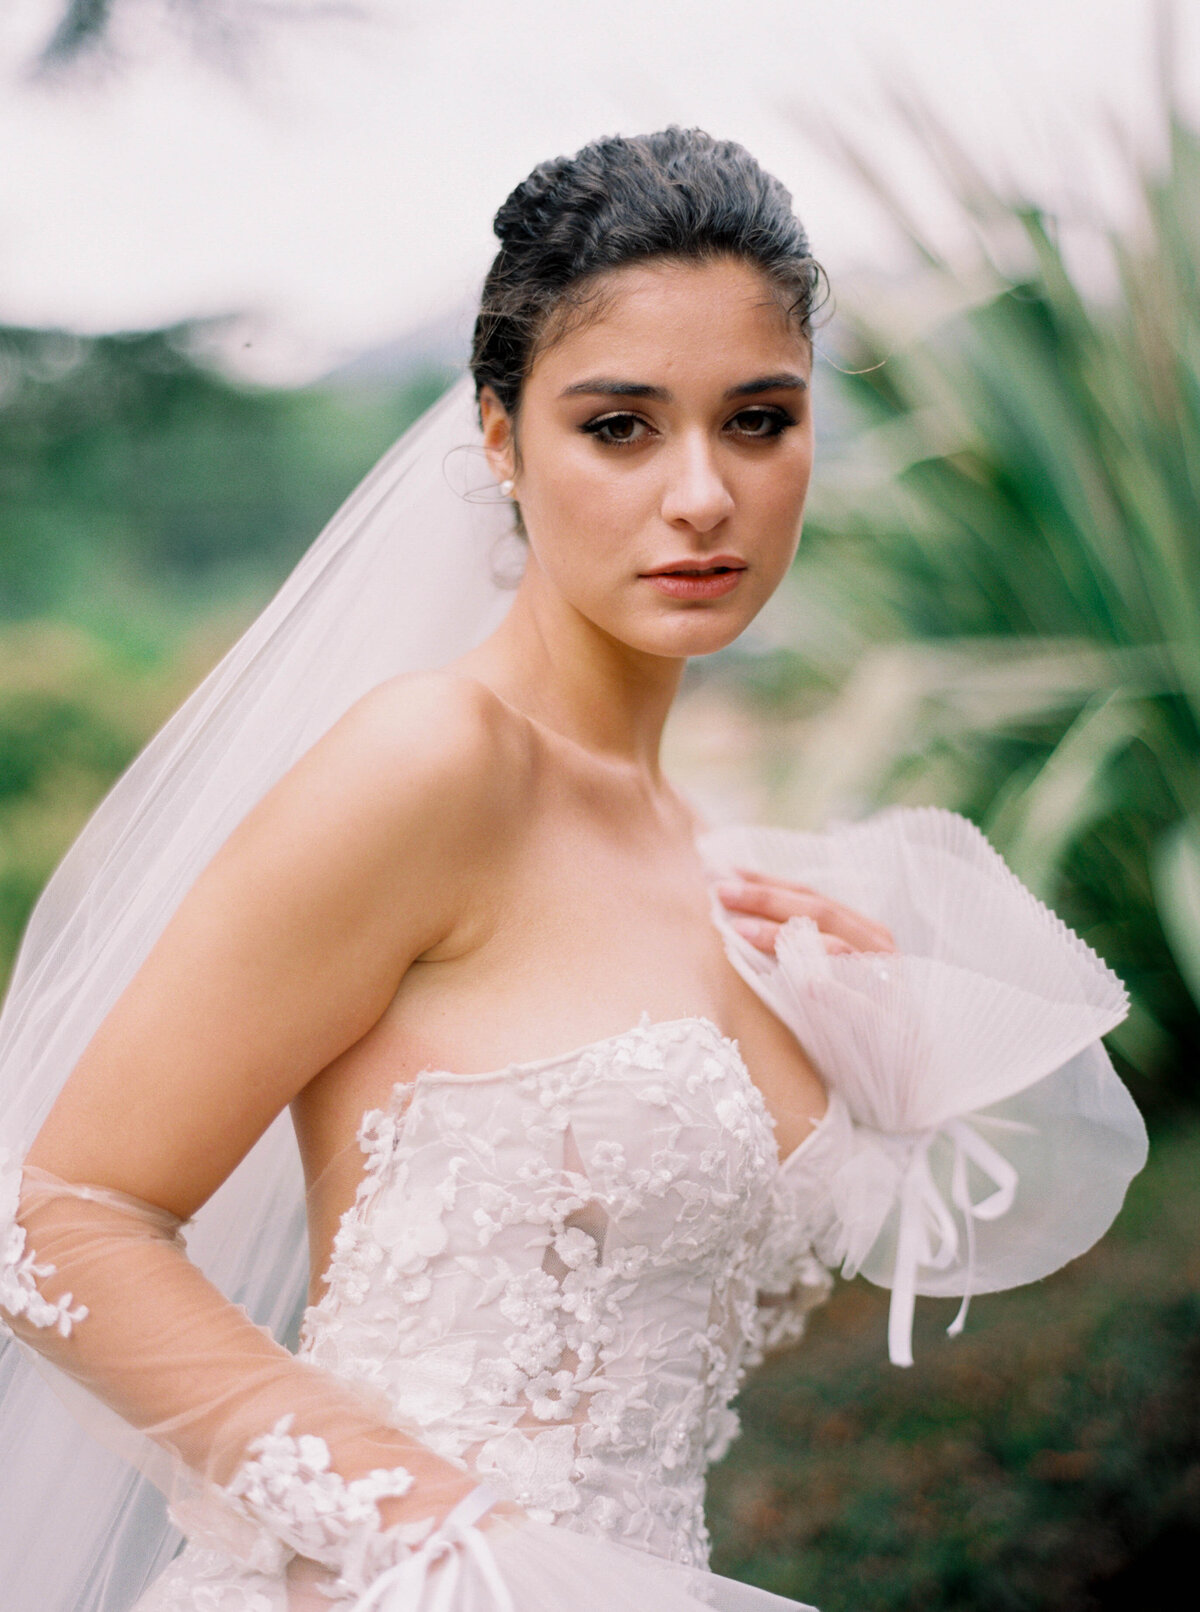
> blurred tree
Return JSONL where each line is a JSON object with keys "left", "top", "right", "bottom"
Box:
{"left": 0, "top": 319, "right": 452, "bottom": 624}
{"left": 0, "top": 326, "right": 452, "bottom": 987}
{"left": 39, "top": 0, "right": 114, "bottom": 65}
{"left": 0, "top": 622, "right": 171, "bottom": 978}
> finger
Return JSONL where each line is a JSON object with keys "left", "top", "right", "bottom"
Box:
{"left": 734, "top": 867, "right": 821, "bottom": 897}
{"left": 728, "top": 909, "right": 867, "bottom": 961}
{"left": 718, "top": 880, "right": 895, "bottom": 954}
{"left": 728, "top": 872, "right": 896, "bottom": 954}
{"left": 731, "top": 915, "right": 858, "bottom": 960}
{"left": 717, "top": 881, "right": 813, "bottom": 924}
{"left": 728, "top": 915, "right": 779, "bottom": 955}
{"left": 817, "top": 906, "right": 896, "bottom": 954}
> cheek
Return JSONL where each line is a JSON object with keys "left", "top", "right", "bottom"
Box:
{"left": 523, "top": 439, "right": 648, "bottom": 553}
{"left": 745, "top": 442, "right": 813, "bottom": 541}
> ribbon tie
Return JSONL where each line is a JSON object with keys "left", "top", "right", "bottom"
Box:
{"left": 886, "top": 1118, "right": 1023, "bottom": 1368}
{"left": 349, "top": 1487, "right": 515, "bottom": 1612}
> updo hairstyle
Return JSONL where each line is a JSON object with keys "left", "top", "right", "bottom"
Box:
{"left": 470, "top": 126, "right": 825, "bottom": 432}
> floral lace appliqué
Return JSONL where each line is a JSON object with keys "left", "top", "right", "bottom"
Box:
{"left": 0, "top": 1150, "right": 88, "bottom": 1338}
{"left": 221, "top": 1414, "right": 424, "bottom": 1593}
{"left": 295, "top": 1016, "right": 821, "bottom": 1570}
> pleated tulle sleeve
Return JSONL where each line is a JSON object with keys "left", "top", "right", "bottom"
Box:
{"left": 700, "top": 806, "right": 1148, "bottom": 1367}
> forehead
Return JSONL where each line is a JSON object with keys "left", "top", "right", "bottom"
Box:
{"left": 529, "top": 257, "right": 810, "bottom": 389}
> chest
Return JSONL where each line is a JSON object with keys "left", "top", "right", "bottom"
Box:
{"left": 508, "top": 812, "right": 724, "bottom": 989}
{"left": 399, "top": 799, "right": 822, "bottom": 1152}
{"left": 298, "top": 777, "right": 824, "bottom": 1268}
{"left": 384, "top": 781, "right": 728, "bottom": 1062}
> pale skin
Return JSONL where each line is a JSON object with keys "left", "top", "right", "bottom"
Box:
{"left": 26, "top": 256, "right": 892, "bottom": 1554}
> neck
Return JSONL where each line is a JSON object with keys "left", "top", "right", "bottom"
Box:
{"left": 462, "top": 562, "right": 684, "bottom": 775}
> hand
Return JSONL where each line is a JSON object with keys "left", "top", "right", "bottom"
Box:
{"left": 716, "top": 868, "right": 896, "bottom": 957}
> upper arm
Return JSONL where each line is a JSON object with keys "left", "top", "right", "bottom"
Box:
{"left": 25, "top": 675, "right": 519, "bottom": 1219}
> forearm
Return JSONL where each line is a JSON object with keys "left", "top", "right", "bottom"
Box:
{"left": 1, "top": 1160, "right": 480, "bottom": 1581}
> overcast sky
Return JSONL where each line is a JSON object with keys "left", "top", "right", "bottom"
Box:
{"left": 1, "top": 0, "right": 1194, "bottom": 379}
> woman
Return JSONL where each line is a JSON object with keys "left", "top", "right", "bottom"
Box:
{"left": 0, "top": 129, "right": 1145, "bottom": 1611}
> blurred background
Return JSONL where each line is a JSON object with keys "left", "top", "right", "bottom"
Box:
{"left": 1, "top": 1, "right": 1198, "bottom": 1606}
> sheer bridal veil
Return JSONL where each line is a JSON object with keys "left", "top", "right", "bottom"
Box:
{"left": 0, "top": 373, "right": 516, "bottom": 1612}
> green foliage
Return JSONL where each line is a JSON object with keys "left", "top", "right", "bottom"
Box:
{"left": 0, "top": 332, "right": 453, "bottom": 989}
{"left": 757, "top": 92, "right": 1200, "bottom": 1096}
{"left": 0, "top": 621, "right": 185, "bottom": 981}
{"left": 0, "top": 321, "right": 453, "bottom": 622}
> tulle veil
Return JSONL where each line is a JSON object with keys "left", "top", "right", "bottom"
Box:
{"left": 0, "top": 373, "right": 516, "bottom": 1612}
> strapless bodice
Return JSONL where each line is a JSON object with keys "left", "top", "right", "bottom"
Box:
{"left": 299, "top": 1015, "right": 836, "bottom": 1568}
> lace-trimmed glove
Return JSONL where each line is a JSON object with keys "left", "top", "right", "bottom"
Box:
{"left": 701, "top": 806, "right": 1148, "bottom": 1367}
{"left": 0, "top": 1157, "right": 516, "bottom": 1598}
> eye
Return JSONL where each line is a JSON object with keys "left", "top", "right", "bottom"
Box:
{"left": 726, "top": 407, "right": 796, "bottom": 439}
{"left": 580, "top": 412, "right": 653, "bottom": 447}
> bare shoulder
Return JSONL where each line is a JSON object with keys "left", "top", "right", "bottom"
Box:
{"left": 316, "top": 670, "right": 535, "bottom": 834}
{"left": 334, "top": 668, "right": 531, "bottom": 771}
{"left": 226, "top": 671, "right": 536, "bottom": 927}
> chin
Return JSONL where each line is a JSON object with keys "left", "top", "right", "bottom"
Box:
{"left": 627, "top": 605, "right": 756, "bottom": 661}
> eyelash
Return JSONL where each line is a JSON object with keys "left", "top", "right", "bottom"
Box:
{"left": 580, "top": 406, "right": 797, "bottom": 448}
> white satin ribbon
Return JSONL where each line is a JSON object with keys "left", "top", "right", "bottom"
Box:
{"left": 886, "top": 1119, "right": 1022, "bottom": 1368}
{"left": 350, "top": 1486, "right": 515, "bottom": 1612}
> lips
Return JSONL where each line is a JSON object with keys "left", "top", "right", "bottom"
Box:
{"left": 640, "top": 558, "right": 747, "bottom": 600}
{"left": 643, "top": 555, "right": 746, "bottom": 577}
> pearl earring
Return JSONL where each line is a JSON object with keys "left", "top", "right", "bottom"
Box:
{"left": 500, "top": 479, "right": 515, "bottom": 497}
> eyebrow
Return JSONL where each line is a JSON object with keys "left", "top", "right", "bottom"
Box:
{"left": 558, "top": 372, "right": 808, "bottom": 402}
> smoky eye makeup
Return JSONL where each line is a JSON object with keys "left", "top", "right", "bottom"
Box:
{"left": 579, "top": 412, "right": 651, "bottom": 445}
{"left": 726, "top": 406, "right": 798, "bottom": 437}
{"left": 579, "top": 405, "right": 798, "bottom": 447}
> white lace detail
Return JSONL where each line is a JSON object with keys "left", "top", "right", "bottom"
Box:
{"left": 220, "top": 1413, "right": 424, "bottom": 1590}
{"left": 135, "top": 1545, "right": 283, "bottom": 1612}
{"left": 0, "top": 1022, "right": 840, "bottom": 1604}
{"left": 0, "top": 1150, "right": 88, "bottom": 1338}
{"left": 297, "top": 1015, "right": 829, "bottom": 1572}
{"left": 750, "top": 1102, "right": 846, "bottom": 1359}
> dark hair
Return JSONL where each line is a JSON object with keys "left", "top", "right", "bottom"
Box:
{"left": 470, "top": 126, "right": 826, "bottom": 424}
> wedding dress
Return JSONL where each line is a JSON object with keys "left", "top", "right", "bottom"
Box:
{"left": 1, "top": 805, "right": 1147, "bottom": 1612}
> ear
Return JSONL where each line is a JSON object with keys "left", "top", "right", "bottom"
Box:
{"left": 478, "top": 386, "right": 517, "bottom": 489}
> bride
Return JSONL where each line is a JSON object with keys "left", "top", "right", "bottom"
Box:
{"left": 0, "top": 129, "right": 1145, "bottom": 1611}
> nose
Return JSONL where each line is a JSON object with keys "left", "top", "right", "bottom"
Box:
{"left": 659, "top": 431, "right": 735, "bottom": 534}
